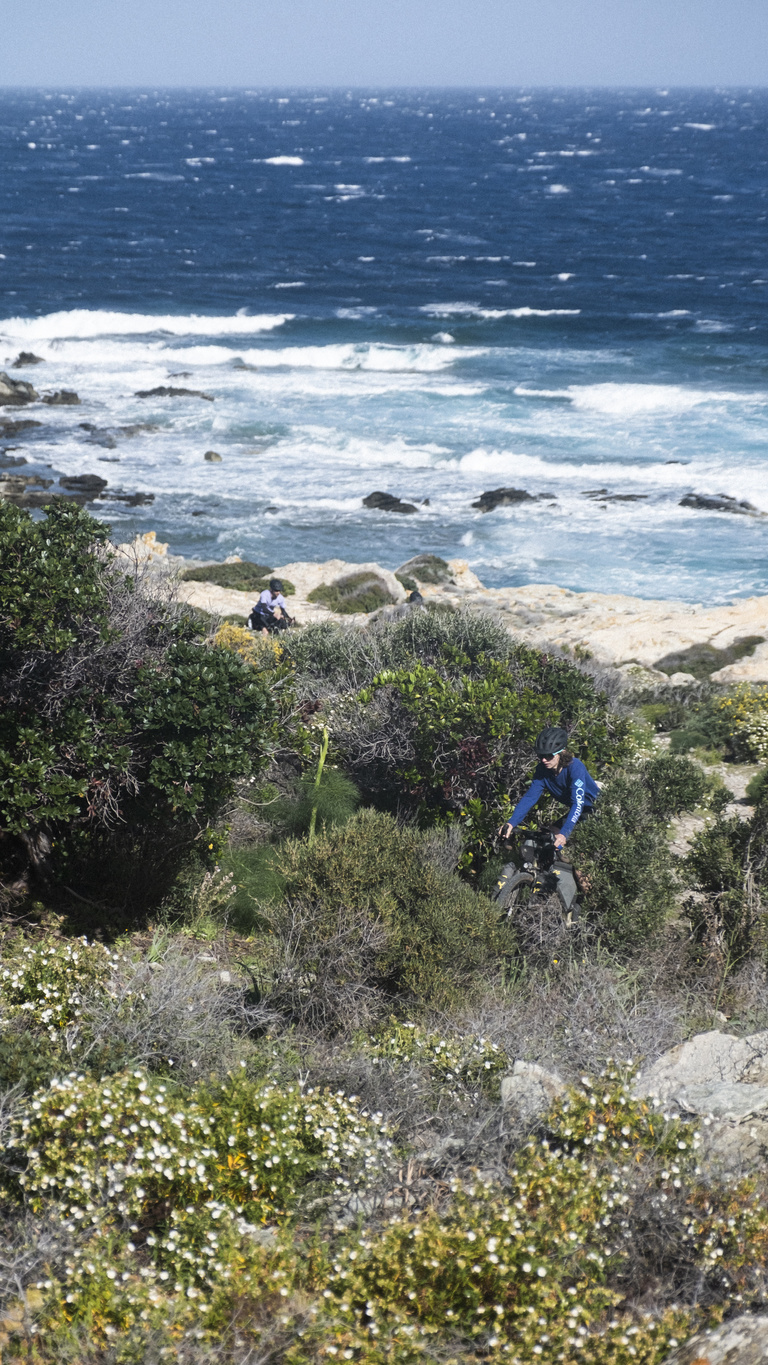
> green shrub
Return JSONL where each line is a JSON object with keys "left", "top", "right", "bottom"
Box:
{"left": 395, "top": 553, "right": 451, "bottom": 586}
{"left": 275, "top": 809, "right": 511, "bottom": 1008}
{"left": 0, "top": 502, "right": 278, "bottom": 905}
{"left": 568, "top": 759, "right": 704, "bottom": 949}
{"left": 288, "top": 613, "right": 629, "bottom": 870}
{"left": 181, "top": 561, "right": 295, "bottom": 595}
{"left": 746, "top": 767, "right": 768, "bottom": 806}
{"left": 684, "top": 810, "right": 768, "bottom": 965}
{"left": 272, "top": 768, "right": 361, "bottom": 838}
{"left": 307, "top": 572, "right": 396, "bottom": 615}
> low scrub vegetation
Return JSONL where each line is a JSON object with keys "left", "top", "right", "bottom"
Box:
{"left": 1, "top": 506, "right": 768, "bottom": 1361}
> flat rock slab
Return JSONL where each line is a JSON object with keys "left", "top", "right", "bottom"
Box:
{"left": 665, "top": 1314, "right": 768, "bottom": 1364}
{"left": 636, "top": 1031, "right": 768, "bottom": 1101}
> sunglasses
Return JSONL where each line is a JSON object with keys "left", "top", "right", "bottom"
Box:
{"left": 541, "top": 751, "right": 563, "bottom": 760}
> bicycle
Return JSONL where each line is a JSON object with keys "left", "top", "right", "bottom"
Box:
{"left": 493, "top": 829, "right": 583, "bottom": 960}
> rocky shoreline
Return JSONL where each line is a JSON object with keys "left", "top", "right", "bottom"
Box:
{"left": 118, "top": 531, "right": 768, "bottom": 685}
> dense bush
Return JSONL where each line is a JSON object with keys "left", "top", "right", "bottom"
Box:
{"left": 181, "top": 560, "right": 295, "bottom": 595}
{"left": 568, "top": 756, "right": 709, "bottom": 949}
{"left": 0, "top": 502, "right": 278, "bottom": 906}
{"left": 284, "top": 612, "right": 630, "bottom": 869}
{"left": 271, "top": 808, "right": 512, "bottom": 1011}
{"left": 307, "top": 571, "right": 397, "bottom": 614}
{"left": 685, "top": 805, "right": 768, "bottom": 966}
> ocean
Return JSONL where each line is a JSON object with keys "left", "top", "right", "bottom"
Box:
{"left": 1, "top": 87, "right": 767, "bottom": 602}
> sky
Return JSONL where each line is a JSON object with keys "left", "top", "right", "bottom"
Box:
{"left": 2, "top": 0, "right": 768, "bottom": 87}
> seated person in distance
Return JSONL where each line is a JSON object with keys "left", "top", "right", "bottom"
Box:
{"left": 498, "top": 726, "right": 599, "bottom": 851}
{"left": 249, "top": 578, "right": 293, "bottom": 634}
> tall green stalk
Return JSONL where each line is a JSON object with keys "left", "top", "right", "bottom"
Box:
{"left": 308, "top": 727, "right": 329, "bottom": 846}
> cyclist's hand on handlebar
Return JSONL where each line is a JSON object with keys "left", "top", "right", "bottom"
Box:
{"left": 553, "top": 832, "right": 567, "bottom": 850}
{"left": 498, "top": 821, "right": 514, "bottom": 841}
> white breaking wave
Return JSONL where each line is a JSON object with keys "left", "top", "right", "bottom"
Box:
{"left": 0, "top": 310, "right": 293, "bottom": 343}
{"left": 262, "top": 155, "right": 305, "bottom": 165}
{"left": 513, "top": 382, "right": 764, "bottom": 417}
{"left": 420, "top": 303, "right": 580, "bottom": 319}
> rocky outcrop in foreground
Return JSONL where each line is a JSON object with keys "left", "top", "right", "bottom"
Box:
{"left": 116, "top": 535, "right": 768, "bottom": 683}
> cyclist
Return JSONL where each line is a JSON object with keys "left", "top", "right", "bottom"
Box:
{"left": 498, "top": 726, "right": 599, "bottom": 850}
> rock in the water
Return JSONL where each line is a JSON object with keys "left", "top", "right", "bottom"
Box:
{"left": 636, "top": 1030, "right": 768, "bottom": 1174}
{"left": 0, "top": 418, "right": 42, "bottom": 437}
{"left": 11, "top": 352, "right": 44, "bottom": 367}
{"left": 395, "top": 553, "right": 452, "bottom": 586}
{"left": 500, "top": 1060, "right": 566, "bottom": 1124}
{"left": 664, "top": 1314, "right": 768, "bottom": 1364}
{"left": 79, "top": 423, "right": 118, "bottom": 448}
{"left": 204, "top": 450, "right": 223, "bottom": 463}
{"left": 42, "top": 390, "right": 80, "bottom": 406}
{"left": 59, "top": 474, "right": 108, "bottom": 496}
{"left": 135, "top": 385, "right": 214, "bottom": 401}
{"left": 362, "top": 490, "right": 418, "bottom": 514}
{"left": 0, "top": 474, "right": 54, "bottom": 506}
{"left": 100, "top": 490, "right": 155, "bottom": 507}
{"left": 0, "top": 372, "right": 39, "bottom": 407}
{"left": 680, "top": 493, "right": 764, "bottom": 517}
{"left": 472, "top": 487, "right": 536, "bottom": 513}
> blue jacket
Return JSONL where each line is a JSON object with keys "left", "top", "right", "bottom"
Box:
{"left": 508, "top": 757, "right": 599, "bottom": 839}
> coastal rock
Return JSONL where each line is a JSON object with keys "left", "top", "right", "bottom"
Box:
{"left": 363, "top": 491, "right": 418, "bottom": 514}
{"left": 680, "top": 493, "right": 765, "bottom": 518}
{"left": 664, "top": 1314, "right": 768, "bottom": 1364}
{"left": 204, "top": 450, "right": 223, "bottom": 462}
{"left": 11, "top": 351, "right": 44, "bottom": 367}
{"left": 115, "top": 531, "right": 169, "bottom": 564}
{"left": 0, "top": 372, "right": 39, "bottom": 407}
{"left": 395, "top": 554, "right": 452, "bottom": 588}
{"left": 500, "top": 1060, "right": 566, "bottom": 1123}
{"left": 60, "top": 474, "right": 108, "bottom": 496}
{"left": 0, "top": 474, "right": 54, "bottom": 506}
{"left": 0, "top": 417, "right": 42, "bottom": 437}
{"left": 134, "top": 385, "right": 214, "bottom": 401}
{"left": 472, "top": 487, "right": 536, "bottom": 513}
{"left": 635, "top": 1030, "right": 768, "bottom": 1174}
{"left": 712, "top": 641, "right": 768, "bottom": 684}
{"left": 42, "top": 390, "right": 80, "bottom": 406}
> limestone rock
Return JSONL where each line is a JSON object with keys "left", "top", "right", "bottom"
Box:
{"left": 204, "top": 450, "right": 223, "bottom": 462}
{"left": 664, "top": 1313, "right": 768, "bottom": 1364}
{"left": 712, "top": 641, "right": 768, "bottom": 684}
{"left": 115, "top": 531, "right": 169, "bottom": 564}
{"left": 500, "top": 1060, "right": 566, "bottom": 1124}
{"left": 636, "top": 1030, "right": 768, "bottom": 1174}
{"left": 0, "top": 372, "right": 38, "bottom": 406}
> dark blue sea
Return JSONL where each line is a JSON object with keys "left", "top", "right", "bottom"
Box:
{"left": 1, "top": 88, "right": 767, "bottom": 600}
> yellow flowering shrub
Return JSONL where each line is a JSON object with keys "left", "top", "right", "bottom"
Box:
{"left": 214, "top": 621, "right": 283, "bottom": 668}
{"left": 716, "top": 684, "right": 768, "bottom": 761}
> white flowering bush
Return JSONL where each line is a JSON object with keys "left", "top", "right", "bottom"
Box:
{"left": 9, "top": 1066, "right": 392, "bottom": 1335}
{"left": 300, "top": 1071, "right": 768, "bottom": 1365}
{"left": 365, "top": 1020, "right": 507, "bottom": 1097}
{"left": 0, "top": 936, "right": 120, "bottom": 1040}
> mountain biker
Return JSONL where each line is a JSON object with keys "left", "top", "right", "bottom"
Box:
{"left": 498, "top": 727, "right": 599, "bottom": 851}
{"left": 249, "top": 578, "right": 293, "bottom": 636}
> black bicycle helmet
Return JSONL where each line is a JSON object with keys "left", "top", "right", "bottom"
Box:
{"left": 269, "top": 578, "right": 283, "bottom": 593}
{"left": 535, "top": 726, "right": 568, "bottom": 756}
